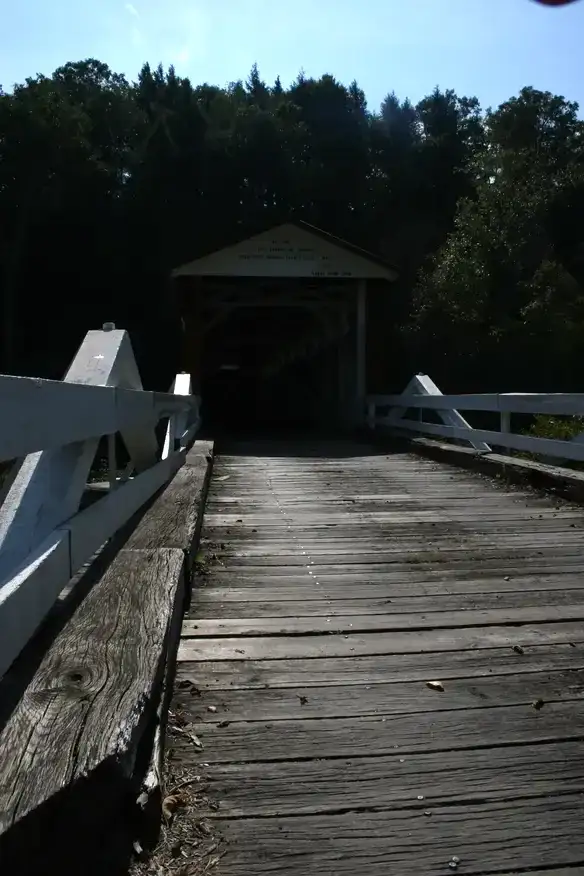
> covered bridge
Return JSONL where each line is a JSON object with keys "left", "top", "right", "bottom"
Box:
{"left": 172, "top": 221, "right": 398, "bottom": 431}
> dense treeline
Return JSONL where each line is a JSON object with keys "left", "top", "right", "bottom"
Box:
{"left": 1, "top": 59, "right": 583, "bottom": 391}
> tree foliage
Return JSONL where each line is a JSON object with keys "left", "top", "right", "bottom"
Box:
{"left": 0, "top": 62, "right": 583, "bottom": 393}
{"left": 412, "top": 87, "right": 584, "bottom": 390}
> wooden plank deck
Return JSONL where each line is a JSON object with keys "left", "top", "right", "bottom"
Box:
{"left": 167, "top": 440, "right": 584, "bottom": 875}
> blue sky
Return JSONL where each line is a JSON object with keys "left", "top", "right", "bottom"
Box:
{"left": 2, "top": 0, "right": 584, "bottom": 113}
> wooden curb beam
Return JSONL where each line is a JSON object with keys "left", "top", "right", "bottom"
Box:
{"left": 0, "top": 440, "right": 214, "bottom": 876}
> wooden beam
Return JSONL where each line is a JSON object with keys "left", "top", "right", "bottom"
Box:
{"left": 0, "top": 547, "right": 185, "bottom": 873}
{"left": 355, "top": 278, "right": 367, "bottom": 425}
{"left": 0, "top": 441, "right": 214, "bottom": 874}
{"left": 126, "top": 441, "right": 213, "bottom": 582}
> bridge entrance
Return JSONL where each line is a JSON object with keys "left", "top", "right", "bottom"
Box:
{"left": 172, "top": 221, "right": 397, "bottom": 432}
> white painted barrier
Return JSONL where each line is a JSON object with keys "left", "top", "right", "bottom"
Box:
{"left": 0, "top": 325, "right": 200, "bottom": 679}
{"left": 367, "top": 374, "right": 584, "bottom": 463}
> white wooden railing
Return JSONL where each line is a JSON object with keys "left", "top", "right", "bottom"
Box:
{"left": 0, "top": 324, "right": 200, "bottom": 679}
{"left": 367, "top": 373, "right": 584, "bottom": 463}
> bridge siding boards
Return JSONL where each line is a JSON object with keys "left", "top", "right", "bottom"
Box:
{"left": 168, "top": 442, "right": 584, "bottom": 874}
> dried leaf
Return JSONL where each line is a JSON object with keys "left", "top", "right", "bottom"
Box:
{"left": 513, "top": 645, "right": 525, "bottom": 655}
{"left": 172, "top": 724, "right": 204, "bottom": 748}
{"left": 207, "top": 705, "right": 217, "bottom": 713}
{"left": 217, "top": 721, "right": 231, "bottom": 728}
{"left": 297, "top": 695, "right": 308, "bottom": 705}
{"left": 204, "top": 852, "right": 227, "bottom": 872}
{"left": 426, "top": 681, "right": 444, "bottom": 692}
{"left": 197, "top": 820, "right": 212, "bottom": 836}
{"left": 162, "top": 794, "right": 182, "bottom": 822}
{"left": 532, "top": 698, "right": 545, "bottom": 710}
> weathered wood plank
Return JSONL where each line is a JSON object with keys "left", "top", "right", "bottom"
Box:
{"left": 0, "top": 548, "right": 184, "bottom": 866}
{"left": 173, "top": 700, "right": 584, "bottom": 763}
{"left": 191, "top": 589, "right": 584, "bottom": 618}
{"left": 174, "top": 668, "right": 584, "bottom": 722}
{"left": 197, "top": 564, "right": 584, "bottom": 589}
{"left": 178, "top": 622, "right": 584, "bottom": 661}
{"left": 202, "top": 557, "right": 584, "bottom": 578}
{"left": 191, "top": 545, "right": 584, "bottom": 566}
{"left": 198, "top": 741, "right": 584, "bottom": 817}
{"left": 176, "top": 643, "right": 584, "bottom": 689}
{"left": 215, "top": 795, "right": 584, "bottom": 875}
{"left": 203, "top": 515, "right": 584, "bottom": 534}
{"left": 125, "top": 440, "right": 213, "bottom": 577}
{"left": 182, "top": 603, "right": 584, "bottom": 636}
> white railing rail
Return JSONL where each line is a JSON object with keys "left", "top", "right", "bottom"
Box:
{"left": 367, "top": 373, "right": 584, "bottom": 463}
{"left": 0, "top": 324, "right": 201, "bottom": 679}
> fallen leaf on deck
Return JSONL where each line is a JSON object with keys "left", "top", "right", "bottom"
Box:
{"left": 217, "top": 721, "right": 231, "bottom": 728}
{"left": 532, "top": 698, "right": 545, "bottom": 710}
{"left": 207, "top": 705, "right": 217, "bottom": 713}
{"left": 197, "top": 820, "right": 212, "bottom": 836}
{"left": 426, "top": 681, "right": 444, "bottom": 692}
{"left": 297, "top": 695, "right": 308, "bottom": 705}
{"left": 204, "top": 852, "right": 228, "bottom": 872}
{"left": 513, "top": 645, "right": 525, "bottom": 655}
{"left": 162, "top": 794, "right": 183, "bottom": 823}
{"left": 172, "top": 724, "right": 205, "bottom": 747}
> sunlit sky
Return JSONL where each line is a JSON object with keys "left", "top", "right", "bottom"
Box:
{"left": 2, "top": 0, "right": 583, "bottom": 112}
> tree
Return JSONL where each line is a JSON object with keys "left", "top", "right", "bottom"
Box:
{"left": 1, "top": 55, "right": 583, "bottom": 399}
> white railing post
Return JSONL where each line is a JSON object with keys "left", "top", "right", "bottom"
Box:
{"left": 382, "top": 374, "right": 491, "bottom": 452}
{"left": 366, "top": 382, "right": 584, "bottom": 464}
{"left": 0, "top": 328, "right": 200, "bottom": 680}
{"left": 163, "top": 373, "right": 198, "bottom": 459}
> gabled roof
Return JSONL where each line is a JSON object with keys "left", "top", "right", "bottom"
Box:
{"left": 172, "top": 221, "right": 398, "bottom": 282}
{"left": 294, "top": 221, "right": 398, "bottom": 275}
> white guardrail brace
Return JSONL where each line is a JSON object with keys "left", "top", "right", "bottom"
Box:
{"left": 0, "top": 325, "right": 201, "bottom": 679}
{"left": 367, "top": 374, "right": 584, "bottom": 463}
